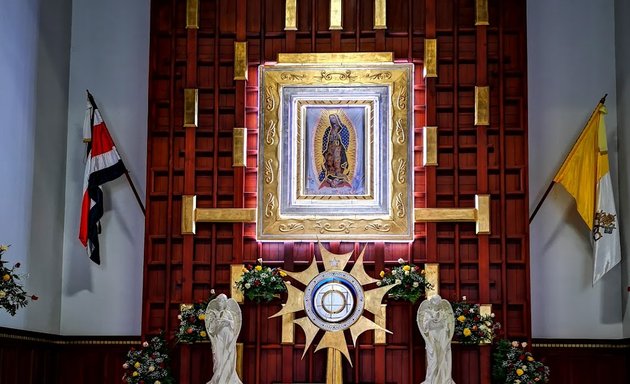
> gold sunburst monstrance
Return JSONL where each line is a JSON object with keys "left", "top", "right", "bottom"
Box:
{"left": 270, "top": 243, "right": 398, "bottom": 366}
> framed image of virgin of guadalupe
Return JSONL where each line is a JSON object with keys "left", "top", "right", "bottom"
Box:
{"left": 257, "top": 53, "right": 413, "bottom": 241}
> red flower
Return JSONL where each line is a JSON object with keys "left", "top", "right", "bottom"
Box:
{"left": 519, "top": 354, "right": 526, "bottom": 361}
{"left": 186, "top": 327, "right": 194, "bottom": 334}
{"left": 31, "top": 295, "right": 39, "bottom": 301}
{"left": 14, "top": 262, "right": 21, "bottom": 268}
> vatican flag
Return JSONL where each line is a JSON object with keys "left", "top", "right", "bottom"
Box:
{"left": 553, "top": 103, "right": 621, "bottom": 285}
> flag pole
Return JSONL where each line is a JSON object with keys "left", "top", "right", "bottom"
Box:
{"left": 86, "top": 90, "right": 146, "bottom": 216}
{"left": 529, "top": 94, "right": 607, "bottom": 224}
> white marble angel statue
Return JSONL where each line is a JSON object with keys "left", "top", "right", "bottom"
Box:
{"left": 205, "top": 294, "right": 243, "bottom": 384}
{"left": 417, "top": 295, "right": 455, "bottom": 384}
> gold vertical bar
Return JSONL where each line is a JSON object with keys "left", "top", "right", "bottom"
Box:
{"left": 186, "top": 0, "right": 199, "bottom": 29}
{"left": 326, "top": 349, "right": 343, "bottom": 383}
{"left": 423, "top": 38, "right": 437, "bottom": 78}
{"left": 474, "top": 86, "right": 490, "bottom": 126}
{"left": 475, "top": 194, "right": 491, "bottom": 234}
{"left": 374, "top": 0, "right": 387, "bottom": 29}
{"left": 230, "top": 264, "right": 245, "bottom": 303}
{"left": 374, "top": 304, "right": 387, "bottom": 344}
{"left": 236, "top": 342, "right": 244, "bottom": 379}
{"left": 183, "top": 88, "right": 198, "bottom": 128}
{"left": 232, "top": 128, "right": 247, "bottom": 167}
{"left": 425, "top": 263, "right": 440, "bottom": 298}
{"left": 234, "top": 42, "right": 248, "bottom": 81}
{"left": 329, "top": 0, "right": 343, "bottom": 30}
{"left": 475, "top": 0, "right": 489, "bottom": 26}
{"left": 281, "top": 306, "right": 295, "bottom": 344}
{"left": 479, "top": 304, "right": 492, "bottom": 344}
{"left": 181, "top": 195, "right": 196, "bottom": 235}
{"left": 285, "top": 0, "right": 297, "bottom": 30}
{"left": 423, "top": 126, "right": 438, "bottom": 166}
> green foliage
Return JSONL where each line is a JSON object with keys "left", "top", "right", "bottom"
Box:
{"left": 235, "top": 258, "right": 287, "bottom": 303}
{"left": 378, "top": 258, "right": 432, "bottom": 303}
{"left": 492, "top": 339, "right": 550, "bottom": 384}
{"left": 0, "top": 245, "right": 37, "bottom": 316}
{"left": 451, "top": 297, "right": 500, "bottom": 345}
{"left": 122, "top": 334, "right": 175, "bottom": 384}
{"left": 176, "top": 290, "right": 216, "bottom": 343}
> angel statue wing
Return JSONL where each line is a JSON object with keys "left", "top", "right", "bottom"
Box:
{"left": 437, "top": 298, "right": 455, "bottom": 340}
{"left": 225, "top": 298, "right": 242, "bottom": 337}
{"left": 204, "top": 294, "right": 242, "bottom": 338}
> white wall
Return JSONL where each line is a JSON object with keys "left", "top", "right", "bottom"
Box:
{"left": 615, "top": 0, "right": 630, "bottom": 338}
{"left": 0, "top": 0, "right": 71, "bottom": 334}
{"left": 59, "top": 0, "right": 150, "bottom": 335}
{"left": 528, "top": 0, "right": 624, "bottom": 338}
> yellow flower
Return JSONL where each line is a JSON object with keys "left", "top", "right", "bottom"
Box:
{"left": 198, "top": 314, "right": 205, "bottom": 320}
{"left": 200, "top": 331, "right": 207, "bottom": 337}
{"left": 379, "top": 271, "right": 385, "bottom": 278}
{"left": 242, "top": 267, "right": 248, "bottom": 273}
{"left": 420, "top": 269, "right": 426, "bottom": 275}
{"left": 255, "top": 265, "right": 263, "bottom": 271}
{"left": 279, "top": 270, "right": 287, "bottom": 277}
{"left": 134, "top": 362, "right": 141, "bottom": 369}
{"left": 402, "top": 265, "right": 411, "bottom": 271}
{"left": 132, "top": 371, "right": 139, "bottom": 377}
{"left": 457, "top": 315, "right": 466, "bottom": 323}
{"left": 527, "top": 356, "right": 534, "bottom": 362}
{"left": 516, "top": 369, "right": 524, "bottom": 376}
{"left": 463, "top": 328, "right": 472, "bottom": 337}
{"left": 2, "top": 274, "right": 10, "bottom": 282}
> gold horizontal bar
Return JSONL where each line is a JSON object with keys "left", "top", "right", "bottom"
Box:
{"left": 475, "top": 194, "right": 491, "bottom": 234}
{"left": 285, "top": 0, "right": 297, "bottom": 30}
{"left": 425, "top": 263, "right": 439, "bottom": 298}
{"left": 182, "top": 195, "right": 196, "bottom": 234}
{"left": 196, "top": 208, "right": 256, "bottom": 223}
{"left": 183, "top": 88, "right": 198, "bottom": 128}
{"left": 329, "top": 0, "right": 343, "bottom": 30}
{"left": 475, "top": 0, "right": 489, "bottom": 26}
{"left": 475, "top": 86, "right": 490, "bottom": 126}
{"left": 277, "top": 52, "right": 393, "bottom": 64}
{"left": 281, "top": 307, "right": 295, "bottom": 345}
{"left": 186, "top": 0, "right": 199, "bottom": 29}
{"left": 374, "top": 304, "right": 387, "bottom": 345}
{"left": 234, "top": 41, "right": 248, "bottom": 81}
{"left": 414, "top": 208, "right": 476, "bottom": 222}
{"left": 374, "top": 0, "right": 387, "bottom": 29}
{"left": 423, "top": 126, "right": 438, "bottom": 166}
{"left": 232, "top": 128, "right": 247, "bottom": 167}
{"left": 423, "top": 38, "right": 438, "bottom": 78}
{"left": 231, "top": 264, "right": 245, "bottom": 304}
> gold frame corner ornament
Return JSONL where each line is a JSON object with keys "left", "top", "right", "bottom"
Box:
{"left": 374, "top": 0, "right": 387, "bottom": 30}
{"left": 186, "top": 0, "right": 199, "bottom": 29}
{"left": 232, "top": 128, "right": 247, "bottom": 167}
{"left": 423, "top": 39, "right": 438, "bottom": 78}
{"left": 474, "top": 86, "right": 490, "bottom": 126}
{"left": 234, "top": 42, "right": 248, "bottom": 81}
{"left": 475, "top": 0, "right": 490, "bottom": 26}
{"left": 184, "top": 88, "right": 198, "bottom": 128}
{"left": 285, "top": 0, "right": 298, "bottom": 30}
{"left": 423, "top": 126, "right": 438, "bottom": 166}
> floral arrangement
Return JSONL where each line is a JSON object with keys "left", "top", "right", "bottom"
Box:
{"left": 492, "top": 339, "right": 550, "bottom": 384}
{"left": 235, "top": 258, "right": 287, "bottom": 303}
{"left": 176, "top": 290, "right": 216, "bottom": 343}
{"left": 122, "top": 334, "right": 175, "bottom": 384}
{"left": 0, "top": 245, "right": 38, "bottom": 316}
{"left": 451, "top": 296, "right": 500, "bottom": 345}
{"left": 377, "top": 258, "right": 432, "bottom": 303}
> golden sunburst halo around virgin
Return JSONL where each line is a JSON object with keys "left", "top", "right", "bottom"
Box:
{"left": 270, "top": 243, "right": 398, "bottom": 366}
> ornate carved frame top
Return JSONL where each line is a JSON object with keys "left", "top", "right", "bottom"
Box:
{"left": 257, "top": 57, "right": 414, "bottom": 241}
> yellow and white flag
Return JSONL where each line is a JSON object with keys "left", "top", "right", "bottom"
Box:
{"left": 553, "top": 103, "right": 621, "bottom": 285}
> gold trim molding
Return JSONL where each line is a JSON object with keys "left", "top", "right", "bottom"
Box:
{"left": 184, "top": 88, "right": 198, "bottom": 128}
{"left": 233, "top": 128, "right": 247, "bottom": 167}
{"left": 181, "top": 195, "right": 256, "bottom": 234}
{"left": 424, "top": 39, "right": 438, "bottom": 78}
{"left": 474, "top": 86, "right": 490, "bottom": 126}
{"left": 230, "top": 264, "right": 245, "bottom": 304}
{"left": 277, "top": 52, "right": 393, "bottom": 64}
{"left": 374, "top": 0, "right": 387, "bottom": 29}
{"left": 236, "top": 342, "right": 244, "bottom": 379}
{"left": 475, "top": 194, "right": 490, "bottom": 234}
{"left": 234, "top": 42, "right": 248, "bottom": 81}
{"left": 281, "top": 306, "right": 295, "bottom": 344}
{"left": 182, "top": 195, "right": 196, "bottom": 234}
{"left": 425, "top": 263, "right": 439, "bottom": 298}
{"left": 374, "top": 304, "right": 387, "bottom": 344}
{"left": 186, "top": 0, "right": 199, "bottom": 29}
{"left": 414, "top": 194, "right": 490, "bottom": 234}
{"left": 329, "top": 0, "right": 343, "bottom": 30}
{"left": 285, "top": 0, "right": 297, "bottom": 30}
{"left": 423, "top": 126, "right": 438, "bottom": 166}
{"left": 475, "top": 0, "right": 489, "bottom": 26}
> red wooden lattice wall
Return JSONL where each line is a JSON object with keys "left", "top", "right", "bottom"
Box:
{"left": 143, "top": 0, "right": 529, "bottom": 383}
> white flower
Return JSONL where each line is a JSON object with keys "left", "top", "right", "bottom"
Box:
{"left": 210, "top": 289, "right": 216, "bottom": 295}
{"left": 122, "top": 363, "right": 129, "bottom": 369}
{"left": 404, "top": 270, "right": 410, "bottom": 275}
{"left": 177, "top": 314, "right": 182, "bottom": 320}
{"left": 142, "top": 341, "right": 149, "bottom": 348}
{"left": 462, "top": 295, "right": 467, "bottom": 301}
{"left": 522, "top": 365, "right": 527, "bottom": 371}
{"left": 245, "top": 283, "right": 251, "bottom": 289}
{"left": 515, "top": 380, "right": 520, "bottom": 384}
{"left": 395, "top": 279, "right": 402, "bottom": 284}
{"left": 490, "top": 313, "right": 495, "bottom": 318}
{"left": 261, "top": 273, "right": 269, "bottom": 279}
{"left": 149, "top": 365, "right": 155, "bottom": 372}
{"left": 412, "top": 282, "right": 419, "bottom": 288}
{"left": 521, "top": 342, "right": 527, "bottom": 348}
{"left": 512, "top": 341, "right": 519, "bottom": 347}
{"left": 0, "top": 245, "right": 8, "bottom": 252}
{"left": 397, "top": 258, "right": 405, "bottom": 264}
{"left": 0, "top": 290, "right": 6, "bottom": 299}
{"left": 376, "top": 281, "right": 382, "bottom": 286}
{"left": 155, "top": 381, "right": 161, "bottom": 384}
{"left": 257, "top": 257, "right": 263, "bottom": 264}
